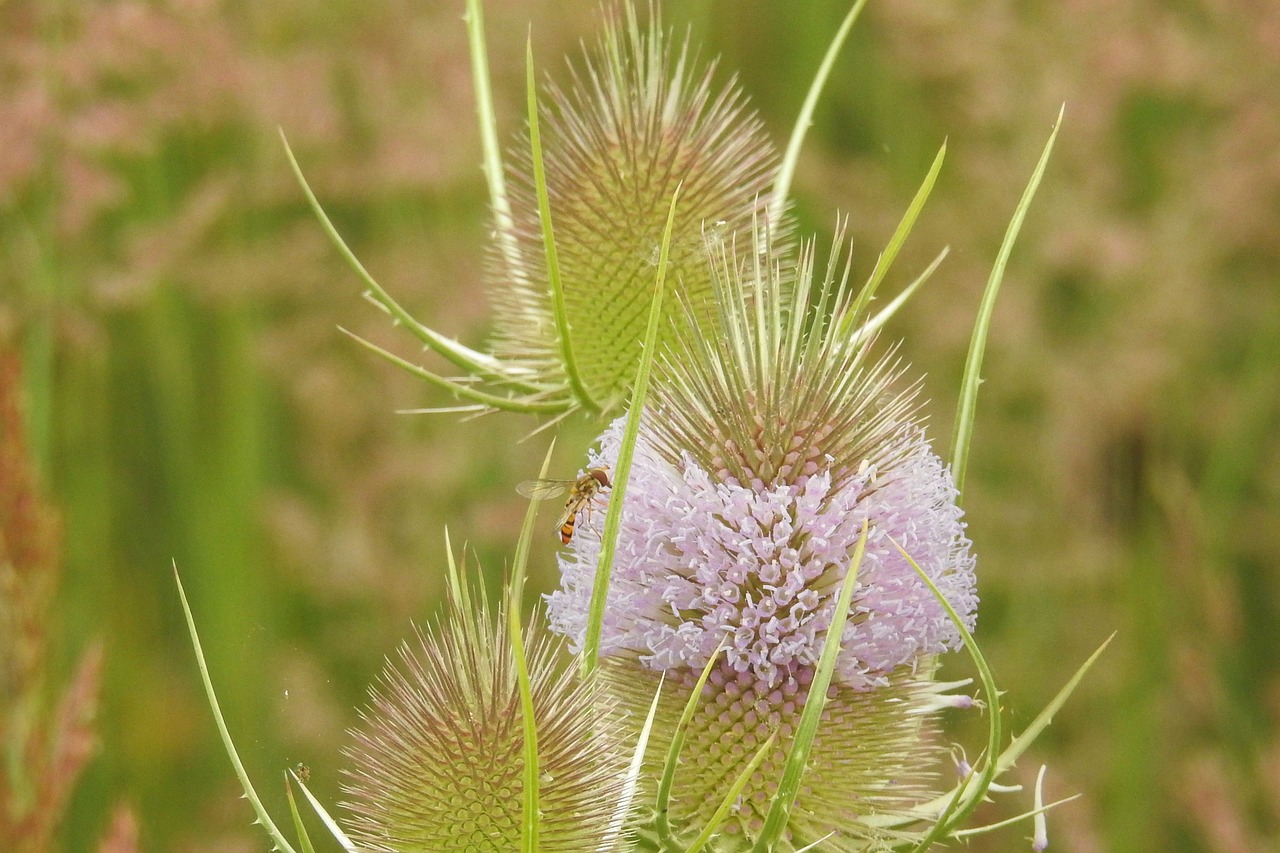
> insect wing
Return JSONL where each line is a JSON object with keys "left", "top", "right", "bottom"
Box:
{"left": 555, "top": 491, "right": 595, "bottom": 544}
{"left": 555, "top": 493, "right": 587, "bottom": 529}
{"left": 516, "top": 478, "right": 573, "bottom": 500}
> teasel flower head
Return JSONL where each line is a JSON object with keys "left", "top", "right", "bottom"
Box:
{"left": 341, "top": 572, "right": 631, "bottom": 852}
{"left": 293, "top": 1, "right": 788, "bottom": 420}
{"left": 484, "top": 3, "right": 787, "bottom": 417}
{"left": 546, "top": 226, "right": 980, "bottom": 849}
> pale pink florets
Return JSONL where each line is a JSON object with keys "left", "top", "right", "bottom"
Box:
{"left": 547, "top": 416, "right": 978, "bottom": 691}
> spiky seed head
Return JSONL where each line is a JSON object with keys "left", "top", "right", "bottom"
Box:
{"left": 341, "top": 593, "right": 630, "bottom": 852}
{"left": 489, "top": 2, "right": 787, "bottom": 412}
{"left": 545, "top": 230, "right": 979, "bottom": 847}
{"left": 605, "top": 661, "right": 953, "bottom": 851}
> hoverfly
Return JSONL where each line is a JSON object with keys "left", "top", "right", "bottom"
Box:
{"left": 516, "top": 466, "right": 611, "bottom": 544}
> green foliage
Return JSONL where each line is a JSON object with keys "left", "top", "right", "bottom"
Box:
{"left": 5, "top": 0, "right": 1279, "bottom": 850}
{"left": 950, "top": 106, "right": 1063, "bottom": 497}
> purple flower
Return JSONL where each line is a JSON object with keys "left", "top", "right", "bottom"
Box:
{"left": 549, "top": 413, "right": 976, "bottom": 692}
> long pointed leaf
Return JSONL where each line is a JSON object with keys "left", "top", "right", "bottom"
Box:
{"left": 173, "top": 564, "right": 297, "bottom": 853}
{"left": 526, "top": 38, "right": 600, "bottom": 413}
{"left": 291, "top": 769, "right": 358, "bottom": 853}
{"left": 283, "top": 775, "right": 317, "bottom": 853}
{"left": 996, "top": 634, "right": 1113, "bottom": 774}
{"left": 580, "top": 186, "right": 680, "bottom": 674}
{"left": 891, "top": 539, "right": 1001, "bottom": 848}
{"left": 465, "top": 0, "right": 523, "bottom": 280}
{"left": 951, "top": 106, "right": 1064, "bottom": 495}
{"left": 770, "top": 0, "right": 870, "bottom": 229}
{"left": 849, "top": 247, "right": 950, "bottom": 348}
{"left": 340, "top": 328, "right": 570, "bottom": 414}
{"left": 840, "top": 140, "right": 948, "bottom": 336}
{"left": 601, "top": 675, "right": 665, "bottom": 853}
{"left": 656, "top": 643, "right": 726, "bottom": 845}
{"left": 279, "top": 131, "right": 538, "bottom": 390}
{"left": 685, "top": 732, "right": 779, "bottom": 853}
{"left": 752, "top": 521, "right": 869, "bottom": 852}
{"left": 510, "top": 442, "right": 558, "bottom": 853}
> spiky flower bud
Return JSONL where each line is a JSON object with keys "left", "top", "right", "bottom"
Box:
{"left": 487, "top": 5, "right": 784, "bottom": 415}
{"left": 341, "top": 3, "right": 788, "bottom": 418}
{"left": 342, "top": 586, "right": 630, "bottom": 852}
{"left": 547, "top": 232, "right": 978, "bottom": 849}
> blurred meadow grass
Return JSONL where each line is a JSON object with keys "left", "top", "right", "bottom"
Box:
{"left": 1, "top": 0, "right": 1278, "bottom": 850}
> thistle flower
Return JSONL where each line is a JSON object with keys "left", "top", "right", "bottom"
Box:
{"left": 341, "top": 579, "right": 630, "bottom": 852}
{"left": 546, "top": 230, "right": 979, "bottom": 849}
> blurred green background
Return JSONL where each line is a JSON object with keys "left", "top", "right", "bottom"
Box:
{"left": 2, "top": 0, "right": 1278, "bottom": 849}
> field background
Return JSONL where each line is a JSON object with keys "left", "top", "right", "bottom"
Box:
{"left": 3, "top": 0, "right": 1278, "bottom": 850}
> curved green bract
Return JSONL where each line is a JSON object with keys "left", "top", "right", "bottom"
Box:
{"left": 891, "top": 539, "right": 1001, "bottom": 849}
{"left": 751, "top": 522, "right": 868, "bottom": 852}
{"left": 465, "top": 0, "right": 522, "bottom": 282}
{"left": 291, "top": 769, "right": 358, "bottom": 852}
{"left": 685, "top": 732, "right": 778, "bottom": 853}
{"left": 655, "top": 644, "right": 725, "bottom": 846}
{"left": 280, "top": 131, "right": 545, "bottom": 394}
{"left": 509, "top": 442, "right": 557, "bottom": 853}
{"left": 340, "top": 328, "right": 572, "bottom": 414}
{"left": 526, "top": 38, "right": 601, "bottom": 414}
{"left": 770, "top": 0, "right": 870, "bottom": 230}
{"left": 174, "top": 564, "right": 298, "bottom": 853}
{"left": 951, "top": 107, "right": 1064, "bottom": 496}
{"left": 580, "top": 186, "right": 680, "bottom": 675}
{"left": 841, "top": 141, "right": 948, "bottom": 337}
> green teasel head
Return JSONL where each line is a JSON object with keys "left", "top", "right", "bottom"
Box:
{"left": 341, "top": 572, "right": 632, "bottom": 852}
{"left": 604, "top": 662, "right": 969, "bottom": 851}
{"left": 286, "top": 0, "right": 796, "bottom": 420}
{"left": 485, "top": 2, "right": 788, "bottom": 416}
